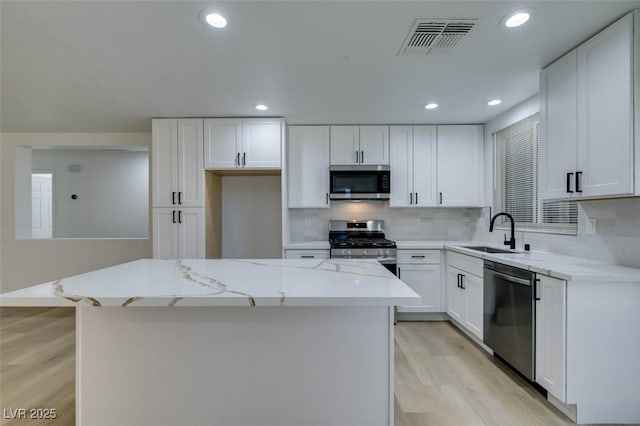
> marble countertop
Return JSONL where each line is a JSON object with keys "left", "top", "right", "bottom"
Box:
{"left": 0, "top": 259, "right": 421, "bottom": 308}
{"left": 445, "top": 245, "right": 640, "bottom": 282}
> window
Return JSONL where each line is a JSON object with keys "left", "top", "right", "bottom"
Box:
{"left": 494, "top": 113, "right": 577, "bottom": 235}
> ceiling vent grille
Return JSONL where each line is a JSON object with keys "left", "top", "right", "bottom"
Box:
{"left": 399, "top": 19, "right": 477, "bottom": 56}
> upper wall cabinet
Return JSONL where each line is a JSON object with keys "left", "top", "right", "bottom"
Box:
{"left": 152, "top": 118, "right": 204, "bottom": 208}
{"left": 389, "top": 126, "right": 437, "bottom": 207}
{"left": 436, "top": 125, "right": 484, "bottom": 207}
{"left": 204, "top": 118, "right": 282, "bottom": 170}
{"left": 330, "top": 125, "right": 389, "bottom": 165}
{"left": 288, "top": 126, "right": 331, "bottom": 208}
{"left": 541, "top": 12, "right": 637, "bottom": 200}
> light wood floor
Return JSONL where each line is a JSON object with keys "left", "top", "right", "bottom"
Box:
{"left": 0, "top": 308, "right": 609, "bottom": 425}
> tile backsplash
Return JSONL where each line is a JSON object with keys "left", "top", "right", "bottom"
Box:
{"left": 473, "top": 198, "right": 640, "bottom": 269}
{"left": 289, "top": 198, "right": 640, "bottom": 269}
{"left": 288, "top": 201, "right": 482, "bottom": 242}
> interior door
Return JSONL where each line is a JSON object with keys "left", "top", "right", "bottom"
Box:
{"left": 31, "top": 173, "right": 53, "bottom": 238}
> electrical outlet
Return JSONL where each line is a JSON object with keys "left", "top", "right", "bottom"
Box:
{"left": 585, "top": 219, "right": 597, "bottom": 235}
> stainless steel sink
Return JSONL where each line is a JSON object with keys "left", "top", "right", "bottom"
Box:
{"left": 461, "top": 246, "right": 517, "bottom": 254}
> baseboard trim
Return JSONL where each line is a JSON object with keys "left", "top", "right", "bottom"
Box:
{"left": 397, "top": 312, "right": 447, "bottom": 322}
{"left": 547, "top": 393, "right": 577, "bottom": 423}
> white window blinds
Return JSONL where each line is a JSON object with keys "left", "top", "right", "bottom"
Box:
{"left": 494, "top": 113, "right": 577, "bottom": 235}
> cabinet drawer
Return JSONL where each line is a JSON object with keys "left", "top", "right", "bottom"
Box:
{"left": 284, "top": 250, "right": 329, "bottom": 259}
{"left": 447, "top": 251, "right": 483, "bottom": 277}
{"left": 398, "top": 250, "right": 440, "bottom": 264}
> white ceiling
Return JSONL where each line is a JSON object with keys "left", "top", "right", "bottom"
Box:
{"left": 2, "top": 0, "right": 639, "bottom": 132}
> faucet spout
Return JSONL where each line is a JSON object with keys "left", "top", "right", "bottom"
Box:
{"left": 489, "top": 212, "right": 516, "bottom": 250}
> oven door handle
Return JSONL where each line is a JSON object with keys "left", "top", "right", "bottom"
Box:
{"left": 485, "top": 268, "right": 531, "bottom": 286}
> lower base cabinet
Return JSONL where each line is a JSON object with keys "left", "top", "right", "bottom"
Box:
{"left": 535, "top": 274, "right": 567, "bottom": 401}
{"left": 446, "top": 251, "right": 484, "bottom": 340}
{"left": 397, "top": 250, "right": 443, "bottom": 313}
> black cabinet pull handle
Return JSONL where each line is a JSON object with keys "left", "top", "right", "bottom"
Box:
{"left": 410, "top": 193, "right": 413, "bottom": 205}
{"left": 457, "top": 273, "right": 461, "bottom": 288}
{"left": 178, "top": 192, "right": 182, "bottom": 205}
{"left": 172, "top": 210, "right": 177, "bottom": 224}
{"left": 172, "top": 192, "right": 176, "bottom": 205}
{"left": 576, "top": 171, "right": 583, "bottom": 193}
{"left": 439, "top": 192, "right": 443, "bottom": 205}
{"left": 300, "top": 255, "right": 314, "bottom": 259}
{"left": 461, "top": 274, "right": 466, "bottom": 290}
{"left": 398, "top": 267, "right": 401, "bottom": 279}
{"left": 355, "top": 150, "right": 359, "bottom": 164}
{"left": 326, "top": 193, "right": 329, "bottom": 204}
{"left": 534, "top": 278, "right": 541, "bottom": 301}
{"left": 178, "top": 210, "right": 183, "bottom": 224}
{"left": 415, "top": 192, "right": 418, "bottom": 204}
{"left": 236, "top": 152, "right": 240, "bottom": 166}
{"left": 566, "top": 172, "right": 574, "bottom": 193}
{"left": 411, "top": 255, "right": 425, "bottom": 258}
{"left": 361, "top": 150, "right": 364, "bottom": 164}
{"left": 243, "top": 152, "right": 246, "bottom": 166}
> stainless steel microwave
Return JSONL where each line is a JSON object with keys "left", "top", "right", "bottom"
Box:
{"left": 329, "top": 165, "right": 390, "bottom": 200}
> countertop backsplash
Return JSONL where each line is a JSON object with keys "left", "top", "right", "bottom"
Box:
{"left": 288, "top": 202, "right": 482, "bottom": 242}
{"left": 473, "top": 198, "right": 640, "bottom": 269}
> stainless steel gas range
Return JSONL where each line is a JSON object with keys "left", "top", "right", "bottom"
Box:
{"left": 329, "top": 220, "right": 397, "bottom": 275}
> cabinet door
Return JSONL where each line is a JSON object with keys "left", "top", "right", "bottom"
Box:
{"left": 389, "top": 126, "right": 413, "bottom": 207}
{"left": 446, "top": 266, "right": 464, "bottom": 322}
{"left": 177, "top": 119, "right": 204, "bottom": 207}
{"left": 463, "top": 272, "right": 484, "bottom": 341}
{"left": 242, "top": 119, "right": 282, "bottom": 169}
{"left": 152, "top": 119, "right": 178, "bottom": 207}
{"left": 397, "top": 264, "right": 442, "bottom": 313}
{"left": 152, "top": 208, "right": 179, "bottom": 259}
{"left": 412, "top": 126, "right": 437, "bottom": 206}
{"left": 288, "top": 126, "right": 330, "bottom": 208}
{"left": 436, "top": 125, "right": 483, "bottom": 206}
{"left": 330, "top": 126, "right": 360, "bottom": 165}
{"left": 178, "top": 208, "right": 205, "bottom": 259}
{"left": 577, "top": 14, "right": 634, "bottom": 198}
{"left": 359, "top": 126, "right": 389, "bottom": 165}
{"left": 535, "top": 275, "right": 566, "bottom": 401}
{"left": 204, "top": 119, "right": 242, "bottom": 169}
{"left": 540, "top": 51, "right": 579, "bottom": 200}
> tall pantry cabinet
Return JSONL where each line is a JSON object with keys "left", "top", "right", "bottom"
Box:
{"left": 152, "top": 119, "right": 205, "bottom": 259}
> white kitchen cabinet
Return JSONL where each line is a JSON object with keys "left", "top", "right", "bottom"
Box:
{"left": 541, "top": 12, "right": 636, "bottom": 200}
{"left": 152, "top": 118, "right": 204, "bottom": 208}
{"left": 397, "top": 249, "right": 442, "bottom": 313}
{"left": 204, "top": 118, "right": 282, "bottom": 170}
{"left": 389, "top": 126, "right": 437, "bottom": 207}
{"left": 446, "top": 251, "right": 484, "bottom": 340}
{"left": 284, "top": 249, "right": 330, "bottom": 259}
{"left": 436, "top": 125, "right": 483, "bottom": 207}
{"left": 152, "top": 207, "right": 205, "bottom": 259}
{"left": 330, "top": 125, "right": 389, "bottom": 165}
{"left": 535, "top": 274, "right": 566, "bottom": 402}
{"left": 288, "top": 126, "right": 330, "bottom": 208}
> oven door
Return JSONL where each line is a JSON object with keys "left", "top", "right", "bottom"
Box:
{"left": 329, "top": 166, "right": 390, "bottom": 200}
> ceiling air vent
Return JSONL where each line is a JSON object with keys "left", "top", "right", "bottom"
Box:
{"left": 398, "top": 19, "right": 477, "bottom": 56}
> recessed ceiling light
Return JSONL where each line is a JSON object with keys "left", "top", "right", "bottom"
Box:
{"left": 255, "top": 104, "right": 268, "bottom": 111}
{"left": 425, "top": 103, "right": 438, "bottom": 110}
{"left": 501, "top": 10, "right": 532, "bottom": 28}
{"left": 203, "top": 12, "right": 227, "bottom": 28}
{"left": 487, "top": 99, "right": 502, "bottom": 106}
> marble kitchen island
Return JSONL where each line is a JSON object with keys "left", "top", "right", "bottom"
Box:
{"left": 0, "top": 258, "right": 419, "bottom": 426}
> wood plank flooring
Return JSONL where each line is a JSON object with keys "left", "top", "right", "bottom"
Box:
{"left": 0, "top": 308, "right": 600, "bottom": 425}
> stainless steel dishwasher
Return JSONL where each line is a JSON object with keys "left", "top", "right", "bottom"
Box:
{"left": 483, "top": 260, "right": 536, "bottom": 381}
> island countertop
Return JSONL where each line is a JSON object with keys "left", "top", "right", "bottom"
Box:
{"left": 0, "top": 258, "right": 421, "bottom": 307}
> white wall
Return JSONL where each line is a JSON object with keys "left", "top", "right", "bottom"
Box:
{"left": 1, "top": 133, "right": 152, "bottom": 292}
{"left": 477, "top": 96, "right": 640, "bottom": 269}
{"left": 31, "top": 149, "right": 148, "bottom": 238}
{"left": 221, "top": 176, "right": 282, "bottom": 258}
